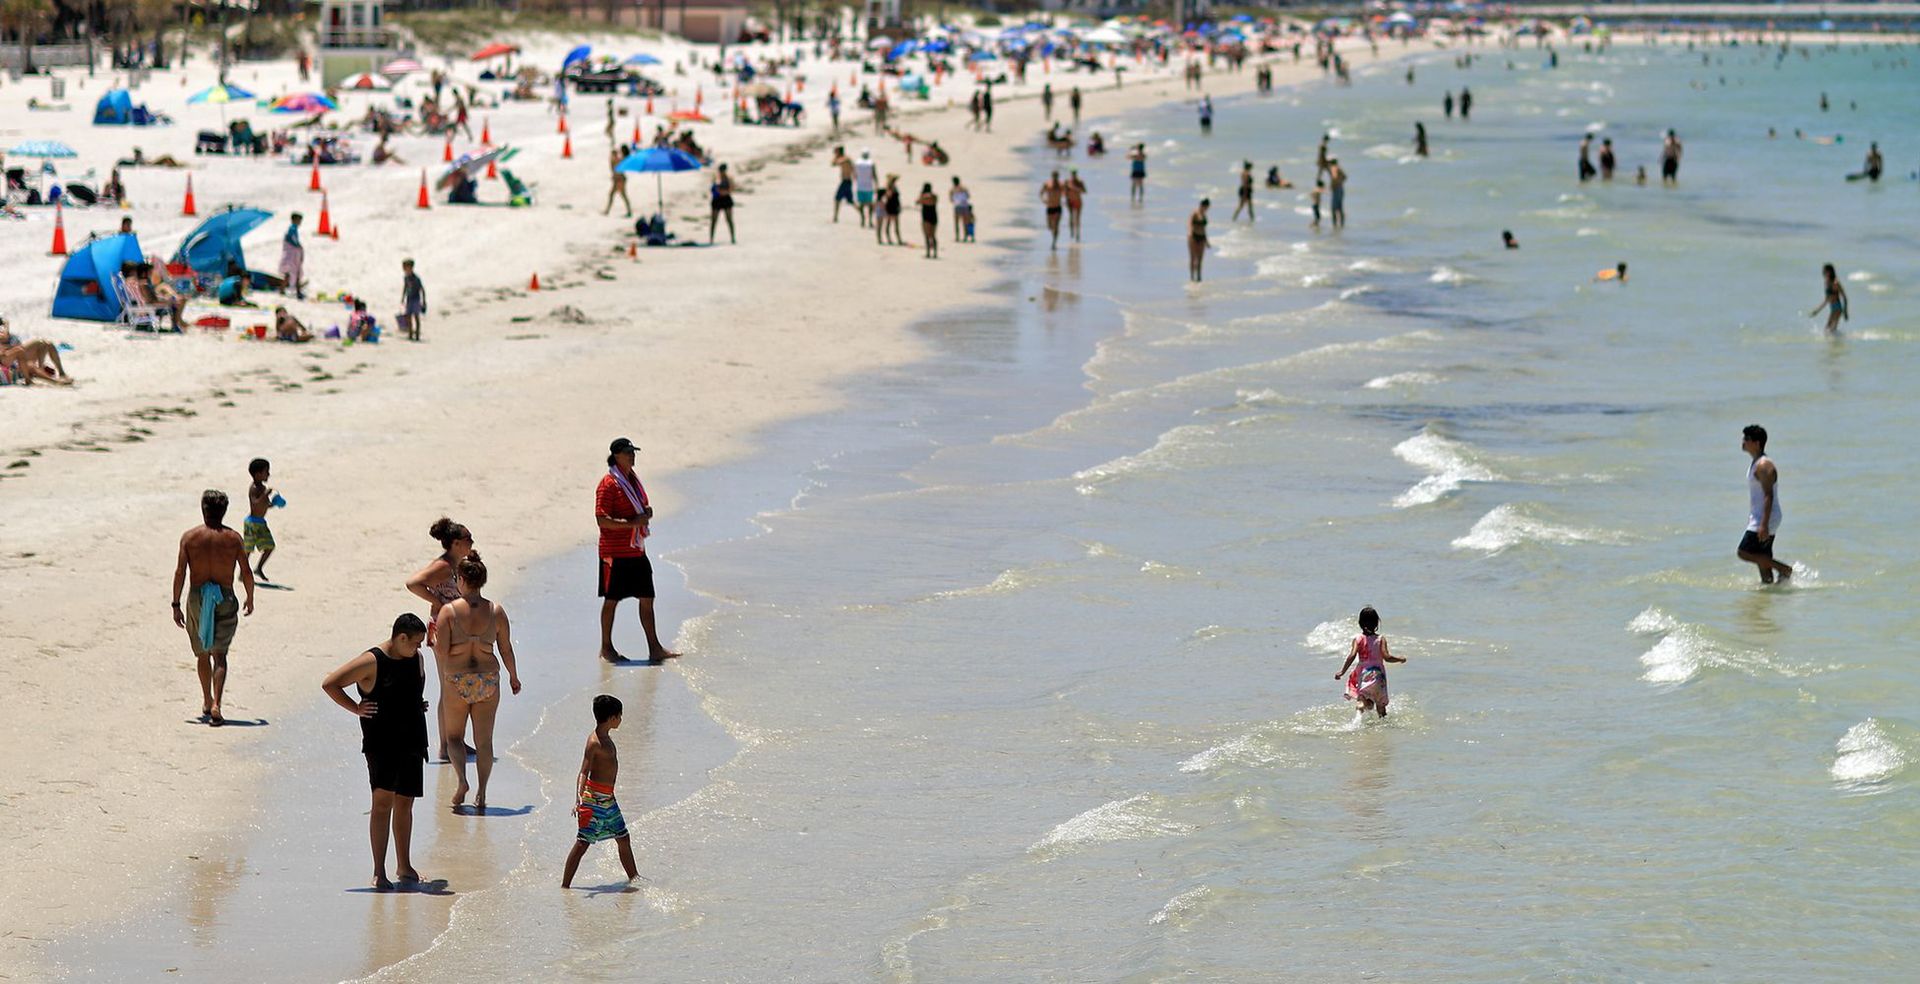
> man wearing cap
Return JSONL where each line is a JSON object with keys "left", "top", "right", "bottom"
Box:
{"left": 596, "top": 438, "right": 678, "bottom": 663}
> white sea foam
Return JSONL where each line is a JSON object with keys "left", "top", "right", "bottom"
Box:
{"left": 1364, "top": 371, "right": 1442, "bottom": 390}
{"left": 1304, "top": 619, "right": 1354, "bottom": 655}
{"left": 1339, "top": 284, "right": 1377, "bottom": 300}
{"left": 1451, "top": 503, "right": 1629, "bottom": 553}
{"left": 1627, "top": 606, "right": 1683, "bottom": 634}
{"left": 1428, "top": 265, "right": 1474, "bottom": 286}
{"left": 1576, "top": 227, "right": 1604, "bottom": 237}
{"left": 1030, "top": 795, "right": 1195, "bottom": 856}
{"left": 1149, "top": 886, "right": 1213, "bottom": 927}
{"left": 1073, "top": 424, "right": 1220, "bottom": 494}
{"left": 1392, "top": 429, "right": 1502, "bottom": 508}
{"left": 1831, "top": 719, "right": 1909, "bottom": 788}
{"left": 1630, "top": 612, "right": 1812, "bottom": 684}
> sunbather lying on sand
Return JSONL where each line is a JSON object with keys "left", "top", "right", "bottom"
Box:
{"left": 0, "top": 322, "right": 73, "bottom": 385}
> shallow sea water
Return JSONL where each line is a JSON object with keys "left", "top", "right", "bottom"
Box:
{"left": 74, "top": 43, "right": 1920, "bottom": 983}
{"left": 392, "top": 44, "right": 1920, "bottom": 982}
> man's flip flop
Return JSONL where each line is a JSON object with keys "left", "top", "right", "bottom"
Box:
{"left": 209, "top": 714, "right": 225, "bottom": 727}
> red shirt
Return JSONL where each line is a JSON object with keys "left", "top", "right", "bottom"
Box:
{"left": 595, "top": 472, "right": 648, "bottom": 558}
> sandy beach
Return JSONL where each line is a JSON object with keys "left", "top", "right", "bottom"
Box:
{"left": 0, "top": 25, "right": 1319, "bottom": 979}
{"left": 11, "top": 17, "right": 1910, "bottom": 977}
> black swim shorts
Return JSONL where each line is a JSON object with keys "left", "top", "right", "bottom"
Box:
{"left": 1737, "top": 530, "right": 1774, "bottom": 558}
{"left": 599, "top": 554, "right": 655, "bottom": 600}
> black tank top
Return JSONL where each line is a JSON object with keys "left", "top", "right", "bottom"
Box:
{"left": 359, "top": 647, "right": 428, "bottom": 757}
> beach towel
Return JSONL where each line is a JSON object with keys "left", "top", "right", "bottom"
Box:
{"left": 607, "top": 466, "right": 649, "bottom": 549}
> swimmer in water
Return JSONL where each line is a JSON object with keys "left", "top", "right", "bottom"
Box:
{"left": 1502, "top": 230, "right": 1519, "bottom": 250}
{"left": 1595, "top": 262, "right": 1627, "bottom": 283}
{"left": 1808, "top": 262, "right": 1848, "bottom": 333}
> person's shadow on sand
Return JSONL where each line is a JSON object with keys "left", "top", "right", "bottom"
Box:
{"left": 454, "top": 804, "right": 534, "bottom": 817}
{"left": 578, "top": 880, "right": 643, "bottom": 896}
{"left": 346, "top": 878, "right": 454, "bottom": 896}
{"left": 184, "top": 717, "right": 270, "bottom": 727}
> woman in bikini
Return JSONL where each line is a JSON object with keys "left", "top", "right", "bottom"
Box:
{"left": 1808, "top": 262, "right": 1848, "bottom": 334}
{"left": 1187, "top": 198, "right": 1211, "bottom": 283}
{"left": 435, "top": 554, "right": 521, "bottom": 813}
{"left": 917, "top": 182, "right": 939, "bottom": 259}
{"left": 406, "top": 517, "right": 472, "bottom": 762}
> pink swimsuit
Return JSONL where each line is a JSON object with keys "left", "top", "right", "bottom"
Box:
{"left": 1344, "top": 633, "right": 1388, "bottom": 707}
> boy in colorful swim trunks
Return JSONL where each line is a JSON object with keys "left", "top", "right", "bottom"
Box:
{"left": 244, "top": 457, "right": 276, "bottom": 581}
{"left": 172, "top": 490, "right": 256, "bottom": 726}
{"left": 563, "top": 695, "right": 639, "bottom": 888}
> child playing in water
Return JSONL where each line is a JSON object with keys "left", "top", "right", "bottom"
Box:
{"left": 244, "top": 458, "right": 276, "bottom": 581}
{"left": 562, "top": 694, "right": 639, "bottom": 888}
{"left": 1334, "top": 606, "right": 1404, "bottom": 718}
{"left": 1309, "top": 181, "right": 1324, "bottom": 229}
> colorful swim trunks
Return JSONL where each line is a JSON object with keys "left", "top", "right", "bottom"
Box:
{"left": 242, "top": 516, "right": 275, "bottom": 552}
{"left": 576, "top": 779, "right": 629, "bottom": 844}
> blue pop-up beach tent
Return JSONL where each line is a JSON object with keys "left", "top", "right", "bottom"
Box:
{"left": 172, "top": 206, "right": 271, "bottom": 277}
{"left": 94, "top": 89, "right": 134, "bottom": 124}
{"left": 52, "top": 233, "right": 144, "bottom": 322}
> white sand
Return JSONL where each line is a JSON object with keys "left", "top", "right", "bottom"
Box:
{"left": 1, "top": 27, "right": 1355, "bottom": 976}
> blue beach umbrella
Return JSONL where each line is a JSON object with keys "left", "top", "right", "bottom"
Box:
{"left": 9, "top": 140, "right": 78, "bottom": 158}
{"left": 562, "top": 45, "right": 592, "bottom": 69}
{"left": 624, "top": 52, "right": 661, "bottom": 65}
{"left": 172, "top": 206, "right": 272, "bottom": 278}
{"left": 616, "top": 146, "right": 704, "bottom": 215}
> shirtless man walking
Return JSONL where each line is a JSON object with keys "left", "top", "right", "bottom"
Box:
{"left": 171, "top": 490, "right": 256, "bottom": 725}
{"left": 1039, "top": 171, "right": 1066, "bottom": 250}
{"left": 1737, "top": 424, "right": 1794, "bottom": 584}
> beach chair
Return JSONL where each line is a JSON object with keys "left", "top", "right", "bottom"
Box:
{"left": 111, "top": 273, "right": 168, "bottom": 331}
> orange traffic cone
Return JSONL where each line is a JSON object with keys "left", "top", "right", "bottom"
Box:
{"left": 696, "top": 85, "right": 704, "bottom": 109}
{"left": 330, "top": 223, "right": 340, "bottom": 241}
{"left": 181, "top": 173, "right": 198, "bottom": 216}
{"left": 562, "top": 134, "right": 573, "bottom": 159}
{"left": 631, "top": 121, "right": 641, "bottom": 145}
{"left": 443, "top": 137, "right": 453, "bottom": 163}
{"left": 481, "top": 117, "right": 492, "bottom": 144}
{"left": 316, "top": 192, "right": 333, "bottom": 236}
{"left": 48, "top": 201, "right": 69, "bottom": 256}
{"left": 416, "top": 170, "right": 431, "bottom": 210}
{"left": 528, "top": 272, "right": 541, "bottom": 292}
{"left": 557, "top": 113, "right": 568, "bottom": 135}
{"left": 309, "top": 160, "right": 322, "bottom": 192}
{"left": 627, "top": 241, "right": 637, "bottom": 259}
{"left": 486, "top": 157, "right": 498, "bottom": 179}
{"left": 645, "top": 94, "right": 654, "bottom": 115}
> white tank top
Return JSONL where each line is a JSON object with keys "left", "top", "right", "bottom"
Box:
{"left": 1748, "top": 457, "right": 1783, "bottom": 532}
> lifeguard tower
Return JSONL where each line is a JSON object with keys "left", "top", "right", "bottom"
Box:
{"left": 311, "top": 0, "right": 401, "bottom": 87}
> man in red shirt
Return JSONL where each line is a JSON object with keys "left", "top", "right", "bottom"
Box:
{"left": 596, "top": 438, "right": 679, "bottom": 663}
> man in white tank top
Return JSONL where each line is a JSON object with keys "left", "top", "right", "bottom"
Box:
{"left": 1738, "top": 424, "right": 1794, "bottom": 584}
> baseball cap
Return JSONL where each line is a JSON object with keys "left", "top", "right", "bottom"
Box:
{"left": 609, "top": 437, "right": 639, "bottom": 455}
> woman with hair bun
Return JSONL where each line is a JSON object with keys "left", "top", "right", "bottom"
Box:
{"left": 407, "top": 517, "right": 473, "bottom": 762}
{"left": 436, "top": 553, "right": 521, "bottom": 813}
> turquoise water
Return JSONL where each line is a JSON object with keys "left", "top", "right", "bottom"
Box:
{"left": 444, "top": 44, "right": 1920, "bottom": 981}
{"left": 79, "top": 43, "right": 1919, "bottom": 982}
{"left": 647, "top": 44, "right": 1920, "bottom": 981}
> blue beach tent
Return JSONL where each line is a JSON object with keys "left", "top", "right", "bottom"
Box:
{"left": 94, "top": 89, "right": 134, "bottom": 124}
{"left": 173, "top": 206, "right": 271, "bottom": 278}
{"left": 52, "top": 233, "right": 145, "bottom": 322}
